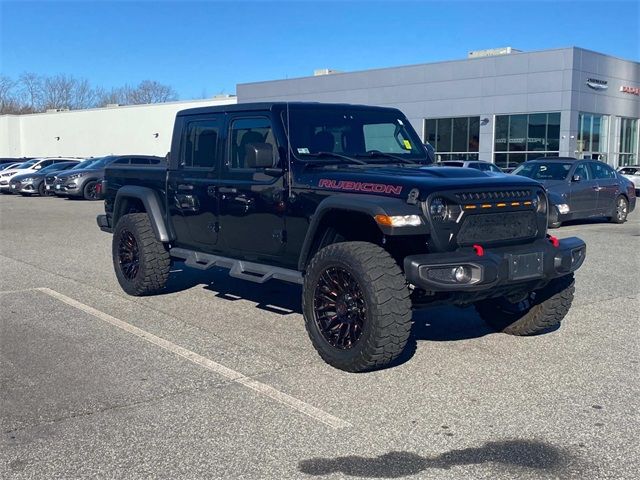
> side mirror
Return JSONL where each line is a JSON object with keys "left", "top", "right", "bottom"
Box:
{"left": 34, "top": 165, "right": 42, "bottom": 170}
{"left": 571, "top": 174, "right": 581, "bottom": 182}
{"left": 245, "top": 143, "right": 275, "bottom": 168}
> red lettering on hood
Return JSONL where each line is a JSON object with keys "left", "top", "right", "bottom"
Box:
{"left": 318, "top": 179, "right": 403, "bottom": 195}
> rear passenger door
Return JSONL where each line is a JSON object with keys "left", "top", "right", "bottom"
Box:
{"left": 591, "top": 162, "right": 620, "bottom": 214}
{"left": 166, "top": 114, "right": 223, "bottom": 252}
{"left": 217, "top": 113, "right": 286, "bottom": 259}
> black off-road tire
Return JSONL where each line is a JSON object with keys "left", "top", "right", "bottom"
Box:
{"left": 609, "top": 195, "right": 628, "bottom": 224}
{"left": 302, "top": 241, "right": 412, "bottom": 372}
{"left": 475, "top": 274, "right": 575, "bottom": 335}
{"left": 83, "top": 181, "right": 99, "bottom": 200}
{"left": 112, "top": 213, "right": 170, "bottom": 296}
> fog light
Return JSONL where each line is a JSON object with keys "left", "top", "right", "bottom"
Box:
{"left": 571, "top": 247, "right": 585, "bottom": 266}
{"left": 453, "top": 266, "right": 471, "bottom": 283}
{"left": 557, "top": 203, "right": 570, "bottom": 215}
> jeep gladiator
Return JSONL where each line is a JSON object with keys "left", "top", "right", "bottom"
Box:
{"left": 98, "top": 102, "right": 586, "bottom": 372}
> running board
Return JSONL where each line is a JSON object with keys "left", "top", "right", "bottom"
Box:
{"left": 170, "top": 248, "right": 303, "bottom": 285}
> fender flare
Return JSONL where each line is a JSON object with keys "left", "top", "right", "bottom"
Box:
{"left": 297, "top": 193, "right": 428, "bottom": 270}
{"left": 113, "top": 186, "right": 173, "bottom": 243}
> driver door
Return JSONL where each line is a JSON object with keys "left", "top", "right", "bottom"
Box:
{"left": 569, "top": 162, "right": 598, "bottom": 214}
{"left": 216, "top": 114, "right": 286, "bottom": 260}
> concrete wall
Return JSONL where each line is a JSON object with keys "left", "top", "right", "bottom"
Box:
{"left": 0, "top": 97, "right": 237, "bottom": 158}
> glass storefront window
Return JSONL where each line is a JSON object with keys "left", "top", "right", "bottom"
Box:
{"left": 424, "top": 116, "right": 480, "bottom": 160}
{"left": 578, "top": 112, "right": 609, "bottom": 160}
{"left": 493, "top": 112, "right": 561, "bottom": 169}
{"left": 617, "top": 117, "right": 639, "bottom": 166}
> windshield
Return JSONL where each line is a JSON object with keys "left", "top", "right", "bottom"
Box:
{"left": 39, "top": 162, "right": 74, "bottom": 173}
{"left": 16, "top": 159, "right": 39, "bottom": 169}
{"left": 84, "top": 156, "right": 110, "bottom": 169}
{"left": 512, "top": 162, "right": 572, "bottom": 181}
{"left": 619, "top": 167, "right": 639, "bottom": 175}
{"left": 0, "top": 163, "right": 19, "bottom": 171}
{"left": 71, "top": 158, "right": 99, "bottom": 170}
{"left": 286, "top": 107, "right": 428, "bottom": 163}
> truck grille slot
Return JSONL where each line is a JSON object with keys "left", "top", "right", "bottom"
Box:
{"left": 457, "top": 211, "right": 538, "bottom": 245}
{"left": 455, "top": 190, "right": 531, "bottom": 202}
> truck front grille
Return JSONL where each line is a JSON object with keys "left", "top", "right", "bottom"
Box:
{"left": 455, "top": 189, "right": 531, "bottom": 202}
{"left": 457, "top": 211, "right": 538, "bottom": 245}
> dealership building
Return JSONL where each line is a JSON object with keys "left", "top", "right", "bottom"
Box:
{"left": 1, "top": 46, "right": 638, "bottom": 168}
{"left": 238, "top": 46, "right": 639, "bottom": 168}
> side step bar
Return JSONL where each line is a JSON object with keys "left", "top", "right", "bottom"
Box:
{"left": 170, "top": 248, "right": 303, "bottom": 285}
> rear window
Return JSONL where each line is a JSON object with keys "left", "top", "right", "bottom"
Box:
{"left": 441, "top": 162, "right": 464, "bottom": 167}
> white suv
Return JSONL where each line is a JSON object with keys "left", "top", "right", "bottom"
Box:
{"left": 0, "top": 158, "right": 80, "bottom": 193}
{"left": 617, "top": 165, "right": 640, "bottom": 195}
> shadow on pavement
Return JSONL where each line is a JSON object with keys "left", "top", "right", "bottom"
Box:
{"left": 299, "top": 439, "right": 577, "bottom": 478}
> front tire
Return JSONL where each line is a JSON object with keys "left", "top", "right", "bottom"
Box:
{"left": 475, "top": 274, "right": 575, "bottom": 335}
{"left": 83, "top": 181, "right": 99, "bottom": 200}
{"left": 609, "top": 195, "right": 628, "bottom": 224}
{"left": 302, "top": 241, "right": 412, "bottom": 372}
{"left": 38, "top": 182, "right": 46, "bottom": 196}
{"left": 112, "top": 213, "right": 170, "bottom": 296}
{"left": 548, "top": 206, "right": 562, "bottom": 229}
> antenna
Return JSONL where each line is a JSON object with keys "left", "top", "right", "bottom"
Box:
{"left": 286, "top": 102, "right": 292, "bottom": 198}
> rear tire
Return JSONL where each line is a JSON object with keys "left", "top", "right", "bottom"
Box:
{"left": 609, "top": 195, "right": 628, "bottom": 224}
{"left": 112, "top": 213, "right": 170, "bottom": 296}
{"left": 302, "top": 241, "right": 412, "bottom": 372}
{"left": 475, "top": 274, "right": 575, "bottom": 335}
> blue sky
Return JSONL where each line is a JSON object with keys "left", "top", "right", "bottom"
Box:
{"left": 1, "top": 0, "right": 638, "bottom": 99}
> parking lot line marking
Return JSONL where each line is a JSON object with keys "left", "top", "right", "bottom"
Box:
{"left": 36, "top": 287, "right": 351, "bottom": 430}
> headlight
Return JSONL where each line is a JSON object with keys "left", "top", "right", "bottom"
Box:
{"left": 21, "top": 177, "right": 34, "bottom": 183}
{"left": 535, "top": 192, "right": 547, "bottom": 215}
{"left": 429, "top": 197, "right": 450, "bottom": 221}
{"left": 67, "top": 173, "right": 83, "bottom": 180}
{"left": 374, "top": 214, "right": 423, "bottom": 227}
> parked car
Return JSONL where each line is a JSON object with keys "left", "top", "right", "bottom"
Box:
{"left": 512, "top": 157, "right": 636, "bottom": 227}
{"left": 97, "top": 101, "right": 586, "bottom": 372}
{"left": 0, "top": 158, "right": 79, "bottom": 194}
{"left": 617, "top": 165, "right": 640, "bottom": 196}
{"left": 0, "top": 162, "right": 22, "bottom": 172}
{"left": 43, "top": 158, "right": 99, "bottom": 194}
{"left": 54, "top": 155, "right": 164, "bottom": 200}
{"left": 0, "top": 157, "right": 33, "bottom": 166}
{"left": 8, "top": 161, "right": 80, "bottom": 196}
{"left": 438, "top": 160, "right": 504, "bottom": 173}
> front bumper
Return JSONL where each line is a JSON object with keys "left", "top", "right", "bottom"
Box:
{"left": 53, "top": 182, "right": 82, "bottom": 196}
{"left": 404, "top": 237, "right": 586, "bottom": 292}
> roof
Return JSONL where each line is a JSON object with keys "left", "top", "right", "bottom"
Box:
{"left": 177, "top": 101, "right": 403, "bottom": 117}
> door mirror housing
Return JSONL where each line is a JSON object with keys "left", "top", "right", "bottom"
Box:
{"left": 34, "top": 164, "right": 42, "bottom": 170}
{"left": 571, "top": 174, "right": 581, "bottom": 182}
{"left": 245, "top": 143, "right": 275, "bottom": 168}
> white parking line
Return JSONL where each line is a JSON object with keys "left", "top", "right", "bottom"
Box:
{"left": 36, "top": 287, "right": 351, "bottom": 430}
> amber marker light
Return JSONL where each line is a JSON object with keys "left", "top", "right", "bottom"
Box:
{"left": 496, "top": 203, "right": 507, "bottom": 207}
{"left": 481, "top": 204, "right": 492, "bottom": 208}
{"left": 464, "top": 205, "right": 477, "bottom": 210}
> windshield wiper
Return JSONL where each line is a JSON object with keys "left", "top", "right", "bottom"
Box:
{"left": 303, "top": 152, "right": 368, "bottom": 165}
{"left": 356, "top": 150, "right": 417, "bottom": 164}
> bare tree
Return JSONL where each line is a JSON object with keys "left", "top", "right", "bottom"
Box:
{"left": 0, "top": 76, "right": 18, "bottom": 114}
{"left": 1, "top": 73, "right": 180, "bottom": 113}
{"left": 128, "top": 80, "right": 177, "bottom": 105}
{"left": 18, "top": 72, "right": 44, "bottom": 112}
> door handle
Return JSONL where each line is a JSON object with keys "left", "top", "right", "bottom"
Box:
{"left": 592, "top": 186, "right": 602, "bottom": 191}
{"left": 178, "top": 184, "right": 194, "bottom": 191}
{"left": 218, "top": 187, "right": 237, "bottom": 193}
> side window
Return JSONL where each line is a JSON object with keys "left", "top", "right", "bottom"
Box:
{"left": 476, "top": 163, "right": 489, "bottom": 171}
{"left": 573, "top": 163, "right": 591, "bottom": 180}
{"left": 112, "top": 158, "right": 130, "bottom": 165}
{"left": 182, "top": 119, "right": 219, "bottom": 169}
{"left": 489, "top": 164, "right": 502, "bottom": 172}
{"left": 229, "top": 117, "right": 275, "bottom": 169}
{"left": 591, "top": 162, "right": 616, "bottom": 180}
{"left": 130, "top": 158, "right": 151, "bottom": 165}
{"left": 38, "top": 160, "right": 53, "bottom": 168}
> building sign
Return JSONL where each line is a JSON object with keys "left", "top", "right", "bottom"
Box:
{"left": 620, "top": 85, "right": 640, "bottom": 96}
{"left": 586, "top": 78, "right": 608, "bottom": 91}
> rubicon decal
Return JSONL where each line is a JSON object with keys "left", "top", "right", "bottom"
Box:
{"left": 318, "top": 179, "right": 403, "bottom": 195}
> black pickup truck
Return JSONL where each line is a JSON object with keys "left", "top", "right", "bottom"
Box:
{"left": 98, "top": 102, "right": 586, "bottom": 372}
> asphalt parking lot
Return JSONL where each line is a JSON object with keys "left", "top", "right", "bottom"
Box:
{"left": 1, "top": 194, "right": 639, "bottom": 479}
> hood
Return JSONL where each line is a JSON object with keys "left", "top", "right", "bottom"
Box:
{"left": 57, "top": 167, "right": 104, "bottom": 179}
{"left": 11, "top": 172, "right": 44, "bottom": 181}
{"left": 531, "top": 179, "right": 569, "bottom": 191}
{"left": 1, "top": 167, "right": 34, "bottom": 177}
{"left": 299, "top": 164, "right": 542, "bottom": 199}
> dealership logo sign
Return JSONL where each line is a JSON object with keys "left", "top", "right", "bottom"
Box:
{"left": 620, "top": 85, "right": 640, "bottom": 96}
{"left": 586, "top": 78, "right": 608, "bottom": 91}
